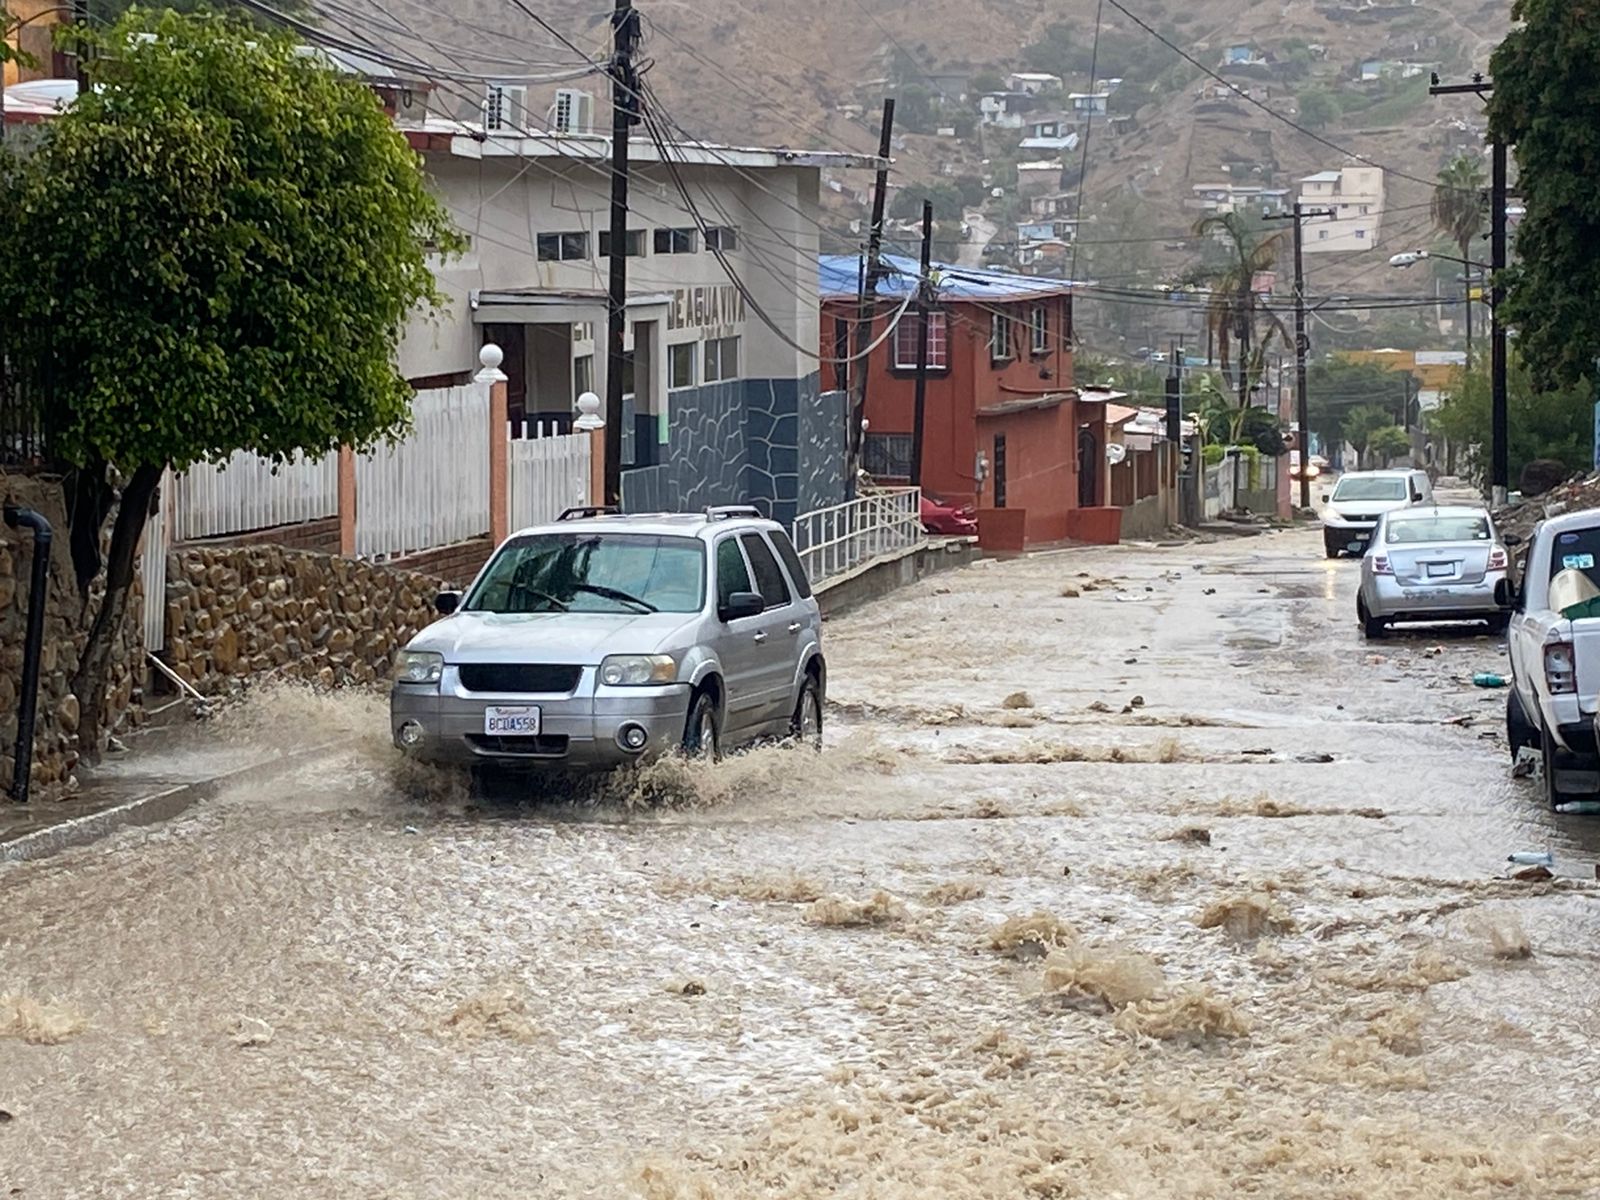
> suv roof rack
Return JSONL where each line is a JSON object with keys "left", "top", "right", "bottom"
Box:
{"left": 557, "top": 505, "right": 621, "bottom": 521}
{"left": 705, "top": 505, "right": 764, "bottom": 521}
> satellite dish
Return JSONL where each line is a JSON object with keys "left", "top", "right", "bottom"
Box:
{"left": 1106, "top": 443, "right": 1128, "bottom": 465}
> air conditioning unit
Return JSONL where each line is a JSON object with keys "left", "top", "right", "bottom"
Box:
{"left": 484, "top": 84, "right": 527, "bottom": 133}
{"left": 553, "top": 88, "right": 595, "bottom": 135}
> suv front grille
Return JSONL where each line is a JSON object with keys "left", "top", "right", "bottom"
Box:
{"left": 459, "top": 663, "right": 583, "bottom": 694}
{"left": 466, "top": 734, "right": 571, "bottom": 757}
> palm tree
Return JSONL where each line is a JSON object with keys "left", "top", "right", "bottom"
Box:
{"left": 1189, "top": 212, "right": 1289, "bottom": 418}
{"left": 1431, "top": 154, "right": 1487, "bottom": 369}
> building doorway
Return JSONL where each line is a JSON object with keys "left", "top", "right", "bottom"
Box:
{"left": 1078, "top": 426, "right": 1100, "bottom": 508}
{"left": 992, "top": 434, "right": 1007, "bottom": 508}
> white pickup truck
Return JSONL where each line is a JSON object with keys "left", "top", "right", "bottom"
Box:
{"left": 1505, "top": 509, "right": 1600, "bottom": 808}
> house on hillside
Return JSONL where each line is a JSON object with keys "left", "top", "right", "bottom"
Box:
{"left": 1297, "top": 166, "right": 1386, "bottom": 252}
{"left": 978, "top": 92, "right": 1029, "bottom": 129}
{"left": 1015, "top": 161, "right": 1065, "bottom": 200}
{"left": 1019, "top": 115, "right": 1079, "bottom": 153}
{"left": 819, "top": 255, "right": 1121, "bottom": 548}
{"left": 1007, "top": 71, "right": 1062, "bottom": 95}
{"left": 1068, "top": 92, "right": 1109, "bottom": 117}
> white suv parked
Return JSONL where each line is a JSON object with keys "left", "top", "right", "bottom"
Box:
{"left": 390, "top": 506, "right": 825, "bottom": 770}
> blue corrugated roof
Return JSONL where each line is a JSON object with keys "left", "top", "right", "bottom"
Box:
{"left": 819, "top": 253, "right": 1075, "bottom": 302}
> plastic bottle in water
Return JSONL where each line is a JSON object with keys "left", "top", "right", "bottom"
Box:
{"left": 1473, "top": 672, "right": 1509, "bottom": 688}
{"left": 1507, "top": 850, "right": 1554, "bottom": 868}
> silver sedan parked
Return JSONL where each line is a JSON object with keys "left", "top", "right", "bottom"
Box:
{"left": 1356, "top": 505, "right": 1512, "bottom": 638}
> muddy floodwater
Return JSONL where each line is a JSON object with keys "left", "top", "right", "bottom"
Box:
{"left": 5, "top": 527, "right": 1600, "bottom": 1198}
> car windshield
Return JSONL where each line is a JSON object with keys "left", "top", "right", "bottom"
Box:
{"left": 465, "top": 533, "right": 706, "bottom": 614}
{"left": 1334, "top": 476, "right": 1408, "bottom": 501}
{"left": 1386, "top": 515, "right": 1491, "bottom": 544}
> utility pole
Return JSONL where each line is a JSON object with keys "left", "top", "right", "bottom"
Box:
{"left": 909, "top": 199, "right": 934, "bottom": 489}
{"left": 1267, "top": 203, "right": 1334, "bottom": 510}
{"left": 847, "top": 98, "right": 895, "bottom": 498}
{"left": 1431, "top": 73, "right": 1508, "bottom": 504}
{"left": 603, "top": 0, "right": 641, "bottom": 508}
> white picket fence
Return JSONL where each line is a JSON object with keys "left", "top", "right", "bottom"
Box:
{"left": 169, "top": 449, "right": 337, "bottom": 541}
{"left": 509, "top": 426, "right": 592, "bottom": 531}
{"left": 354, "top": 383, "right": 491, "bottom": 559}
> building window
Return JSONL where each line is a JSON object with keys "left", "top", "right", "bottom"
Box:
{"left": 1318, "top": 229, "right": 1329, "bottom": 241}
{"left": 704, "top": 336, "right": 740, "bottom": 383}
{"left": 1359, "top": 205, "right": 1370, "bottom": 215}
{"left": 574, "top": 354, "right": 594, "bottom": 397}
{"left": 536, "top": 231, "right": 589, "bottom": 261}
{"left": 893, "top": 312, "right": 949, "bottom": 370}
{"left": 1355, "top": 228, "right": 1367, "bottom": 240}
{"left": 704, "top": 226, "right": 738, "bottom": 252}
{"left": 598, "top": 229, "right": 646, "bottom": 257}
{"left": 990, "top": 311, "right": 1015, "bottom": 361}
{"left": 862, "top": 432, "right": 913, "bottom": 478}
{"left": 1030, "top": 305, "right": 1049, "bottom": 355}
{"left": 668, "top": 342, "right": 697, "bottom": 390}
{"left": 654, "top": 227, "right": 698, "bottom": 255}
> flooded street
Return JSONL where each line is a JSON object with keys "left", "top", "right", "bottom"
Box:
{"left": 6, "top": 526, "right": 1600, "bottom": 1197}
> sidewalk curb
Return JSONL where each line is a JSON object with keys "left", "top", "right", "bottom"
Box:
{"left": 0, "top": 739, "right": 350, "bottom": 865}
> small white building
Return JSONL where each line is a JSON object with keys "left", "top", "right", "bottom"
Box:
{"left": 1189, "top": 183, "right": 1290, "bottom": 216}
{"left": 1298, "top": 166, "right": 1386, "bottom": 252}
{"left": 1007, "top": 71, "right": 1062, "bottom": 95}
{"left": 978, "top": 91, "right": 1029, "bottom": 129}
{"left": 1018, "top": 114, "right": 1079, "bottom": 153}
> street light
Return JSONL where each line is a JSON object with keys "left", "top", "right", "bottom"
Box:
{"left": 1389, "top": 248, "right": 1491, "bottom": 271}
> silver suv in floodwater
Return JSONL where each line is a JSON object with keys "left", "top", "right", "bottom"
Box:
{"left": 390, "top": 506, "right": 825, "bottom": 769}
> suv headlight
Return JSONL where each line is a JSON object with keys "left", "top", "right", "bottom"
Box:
{"left": 599, "top": 654, "right": 677, "bottom": 686}
{"left": 395, "top": 650, "right": 444, "bottom": 684}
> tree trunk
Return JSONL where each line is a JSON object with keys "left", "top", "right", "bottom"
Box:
{"left": 70, "top": 463, "right": 162, "bottom": 764}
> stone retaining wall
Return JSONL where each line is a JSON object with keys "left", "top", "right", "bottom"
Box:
{"left": 164, "top": 544, "right": 445, "bottom": 696}
{"left": 1, "top": 472, "right": 145, "bottom": 798}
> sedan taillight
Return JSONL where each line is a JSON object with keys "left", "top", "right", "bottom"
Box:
{"left": 1372, "top": 556, "right": 1393, "bottom": 576}
{"left": 1545, "top": 642, "right": 1577, "bottom": 695}
{"left": 1488, "top": 547, "right": 1508, "bottom": 570}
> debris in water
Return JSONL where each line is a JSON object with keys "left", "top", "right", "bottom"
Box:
{"left": 1483, "top": 914, "right": 1534, "bottom": 961}
{"left": 0, "top": 1109, "right": 11, "bottom": 1123}
{"left": 0, "top": 993, "right": 87, "bottom": 1045}
{"left": 1294, "top": 752, "right": 1335, "bottom": 764}
{"left": 231, "top": 1016, "right": 275, "bottom": 1048}
{"left": 1196, "top": 892, "right": 1296, "bottom": 941}
{"left": 1059, "top": 585, "right": 1081, "bottom": 598}
{"left": 1165, "top": 826, "right": 1212, "bottom": 845}
{"left": 1001, "top": 691, "right": 1033, "bottom": 710}
{"left": 666, "top": 979, "right": 707, "bottom": 996}
{"left": 1472, "top": 672, "right": 1508, "bottom": 688}
{"left": 1554, "top": 799, "right": 1600, "bottom": 814}
{"left": 1087, "top": 701, "right": 1113, "bottom": 713}
{"left": 989, "top": 911, "right": 1076, "bottom": 959}
{"left": 1041, "top": 943, "right": 1165, "bottom": 1009}
{"left": 923, "top": 880, "right": 986, "bottom": 905}
{"left": 1114, "top": 984, "right": 1251, "bottom": 1043}
{"left": 443, "top": 986, "right": 542, "bottom": 1044}
{"left": 804, "top": 891, "right": 908, "bottom": 928}
{"left": 1507, "top": 850, "right": 1554, "bottom": 868}
{"left": 1129, "top": 695, "right": 1146, "bottom": 708}
{"left": 1511, "top": 865, "right": 1554, "bottom": 882}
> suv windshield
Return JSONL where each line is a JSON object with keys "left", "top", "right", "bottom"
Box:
{"left": 465, "top": 533, "right": 706, "bottom": 614}
{"left": 1387, "top": 515, "right": 1491, "bottom": 544}
{"left": 1334, "top": 476, "right": 1408, "bottom": 502}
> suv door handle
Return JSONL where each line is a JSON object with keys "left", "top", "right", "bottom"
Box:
{"left": 787, "top": 622, "right": 801, "bottom": 634}
{"left": 753, "top": 631, "right": 767, "bottom": 643}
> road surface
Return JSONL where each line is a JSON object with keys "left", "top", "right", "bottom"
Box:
{"left": 4, "top": 527, "right": 1599, "bottom": 1198}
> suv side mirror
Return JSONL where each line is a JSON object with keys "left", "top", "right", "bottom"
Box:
{"left": 719, "top": 591, "right": 763, "bottom": 622}
{"left": 435, "top": 591, "right": 462, "bottom": 615}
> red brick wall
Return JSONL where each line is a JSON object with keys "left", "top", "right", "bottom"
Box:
{"left": 182, "top": 517, "right": 341, "bottom": 555}
{"left": 395, "top": 536, "right": 494, "bottom": 589}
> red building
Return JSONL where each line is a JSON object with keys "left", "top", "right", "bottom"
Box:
{"left": 819, "top": 255, "right": 1113, "bottom": 548}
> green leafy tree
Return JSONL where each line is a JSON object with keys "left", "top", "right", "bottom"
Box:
{"left": 1427, "top": 354, "right": 1595, "bottom": 487}
{"left": 968, "top": 68, "right": 1005, "bottom": 95}
{"left": 0, "top": 10, "right": 461, "bottom": 754}
{"left": 1296, "top": 88, "right": 1340, "bottom": 130}
{"left": 1430, "top": 153, "right": 1487, "bottom": 367}
{"left": 1187, "top": 212, "right": 1288, "bottom": 410}
{"left": 1368, "top": 424, "right": 1412, "bottom": 465}
{"left": 1020, "top": 21, "right": 1072, "bottom": 75}
{"left": 1344, "top": 403, "right": 1397, "bottom": 467}
{"left": 1489, "top": 0, "right": 1600, "bottom": 390}
{"left": 1306, "top": 357, "right": 1416, "bottom": 453}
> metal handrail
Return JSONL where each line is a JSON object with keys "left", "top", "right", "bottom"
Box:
{"left": 792, "top": 487, "right": 924, "bottom": 585}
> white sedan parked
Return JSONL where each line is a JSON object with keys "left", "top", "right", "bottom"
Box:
{"left": 1356, "top": 505, "right": 1512, "bottom": 638}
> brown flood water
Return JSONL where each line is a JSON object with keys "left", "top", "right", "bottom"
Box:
{"left": 4, "top": 527, "right": 1600, "bottom": 1198}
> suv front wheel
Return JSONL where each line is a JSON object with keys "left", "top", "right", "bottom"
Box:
{"left": 682, "top": 689, "right": 721, "bottom": 760}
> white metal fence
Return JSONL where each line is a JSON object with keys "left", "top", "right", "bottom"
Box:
{"left": 509, "top": 425, "right": 591, "bottom": 531}
{"left": 792, "top": 487, "right": 924, "bottom": 585}
{"left": 169, "top": 449, "right": 337, "bottom": 541}
{"left": 140, "top": 481, "right": 172, "bottom": 652}
{"left": 355, "top": 383, "right": 491, "bottom": 558}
